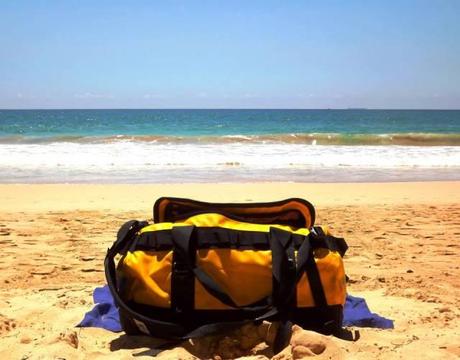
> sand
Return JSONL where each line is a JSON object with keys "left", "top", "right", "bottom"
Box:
{"left": 0, "top": 182, "right": 459, "bottom": 359}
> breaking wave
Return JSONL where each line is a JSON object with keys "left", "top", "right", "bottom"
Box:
{"left": 1, "top": 132, "right": 459, "bottom": 146}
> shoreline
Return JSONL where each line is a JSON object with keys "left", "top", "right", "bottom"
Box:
{"left": 2, "top": 132, "right": 460, "bottom": 146}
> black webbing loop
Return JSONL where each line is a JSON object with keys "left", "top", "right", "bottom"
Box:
{"left": 110, "top": 220, "right": 147, "bottom": 256}
{"left": 332, "top": 236, "right": 348, "bottom": 257}
{"left": 311, "top": 226, "right": 348, "bottom": 257}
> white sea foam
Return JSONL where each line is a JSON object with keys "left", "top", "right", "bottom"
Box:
{"left": 1, "top": 142, "right": 459, "bottom": 182}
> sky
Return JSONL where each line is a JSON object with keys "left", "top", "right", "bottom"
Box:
{"left": 0, "top": 0, "right": 459, "bottom": 109}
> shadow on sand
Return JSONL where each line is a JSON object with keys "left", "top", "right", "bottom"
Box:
{"left": 109, "top": 323, "right": 275, "bottom": 358}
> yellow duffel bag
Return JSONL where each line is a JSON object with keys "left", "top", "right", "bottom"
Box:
{"left": 105, "top": 198, "right": 350, "bottom": 353}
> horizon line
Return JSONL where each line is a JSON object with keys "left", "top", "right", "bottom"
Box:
{"left": 1, "top": 107, "right": 460, "bottom": 111}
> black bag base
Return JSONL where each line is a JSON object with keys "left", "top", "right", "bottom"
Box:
{"left": 118, "top": 302, "right": 344, "bottom": 340}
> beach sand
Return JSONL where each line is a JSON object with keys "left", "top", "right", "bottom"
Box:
{"left": 0, "top": 182, "right": 459, "bottom": 359}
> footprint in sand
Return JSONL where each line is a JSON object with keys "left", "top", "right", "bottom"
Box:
{"left": 30, "top": 266, "right": 56, "bottom": 276}
{"left": 0, "top": 315, "right": 17, "bottom": 335}
{"left": 49, "top": 329, "right": 79, "bottom": 349}
{"left": 81, "top": 268, "right": 103, "bottom": 273}
{"left": 80, "top": 256, "right": 95, "bottom": 262}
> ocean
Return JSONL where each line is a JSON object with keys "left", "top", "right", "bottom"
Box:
{"left": 0, "top": 109, "right": 459, "bottom": 183}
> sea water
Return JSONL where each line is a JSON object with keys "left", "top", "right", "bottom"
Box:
{"left": 0, "top": 109, "right": 459, "bottom": 183}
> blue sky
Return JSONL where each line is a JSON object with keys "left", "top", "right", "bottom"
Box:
{"left": 0, "top": 0, "right": 459, "bottom": 109}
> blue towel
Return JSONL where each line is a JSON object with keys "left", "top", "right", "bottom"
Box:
{"left": 343, "top": 294, "right": 394, "bottom": 329}
{"left": 77, "top": 285, "right": 394, "bottom": 332}
{"left": 77, "top": 285, "right": 122, "bottom": 332}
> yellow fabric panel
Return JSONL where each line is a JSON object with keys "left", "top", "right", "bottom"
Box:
{"left": 139, "top": 222, "right": 189, "bottom": 234}
{"left": 182, "top": 213, "right": 280, "bottom": 232}
{"left": 139, "top": 214, "right": 311, "bottom": 237}
{"left": 194, "top": 249, "right": 273, "bottom": 310}
{"left": 121, "top": 250, "right": 173, "bottom": 307}
{"left": 181, "top": 213, "right": 311, "bottom": 237}
{"left": 120, "top": 247, "right": 345, "bottom": 309}
{"left": 120, "top": 249, "right": 273, "bottom": 310}
{"left": 316, "top": 249, "right": 346, "bottom": 306}
{"left": 296, "top": 249, "right": 346, "bottom": 307}
{"left": 296, "top": 272, "right": 315, "bottom": 307}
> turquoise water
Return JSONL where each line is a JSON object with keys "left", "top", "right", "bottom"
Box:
{"left": 0, "top": 109, "right": 459, "bottom": 183}
{"left": 0, "top": 109, "right": 459, "bottom": 143}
